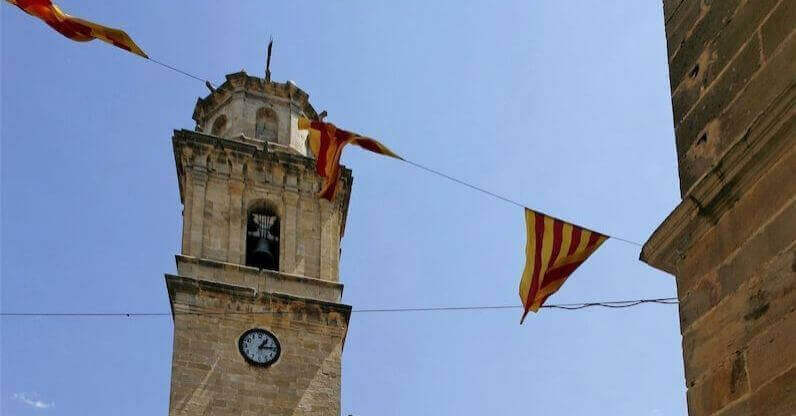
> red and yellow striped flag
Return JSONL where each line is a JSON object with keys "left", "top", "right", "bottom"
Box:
{"left": 298, "top": 117, "right": 401, "bottom": 201}
{"left": 7, "top": 0, "right": 147, "bottom": 58}
{"left": 519, "top": 209, "right": 607, "bottom": 323}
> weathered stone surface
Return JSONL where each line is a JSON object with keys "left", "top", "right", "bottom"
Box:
{"left": 192, "top": 71, "right": 318, "bottom": 156}
{"left": 663, "top": 0, "right": 686, "bottom": 24}
{"left": 748, "top": 366, "right": 796, "bottom": 416}
{"left": 685, "top": 351, "right": 748, "bottom": 416}
{"left": 640, "top": 83, "right": 794, "bottom": 276}
{"left": 680, "top": 33, "right": 795, "bottom": 194}
{"left": 677, "top": 270, "right": 720, "bottom": 332}
{"left": 675, "top": 37, "right": 762, "bottom": 189}
{"left": 712, "top": 396, "right": 750, "bottom": 416}
{"left": 643, "top": 1, "right": 796, "bottom": 413}
{"left": 677, "top": 144, "right": 795, "bottom": 293}
{"left": 167, "top": 73, "right": 354, "bottom": 415}
{"left": 682, "top": 243, "right": 795, "bottom": 385}
{"left": 166, "top": 275, "right": 351, "bottom": 416}
{"left": 175, "top": 255, "right": 344, "bottom": 303}
{"left": 665, "top": 0, "right": 704, "bottom": 60}
{"left": 716, "top": 200, "right": 795, "bottom": 297}
{"left": 670, "top": 0, "right": 780, "bottom": 128}
{"left": 664, "top": 0, "right": 796, "bottom": 195}
{"left": 173, "top": 128, "right": 351, "bottom": 282}
{"left": 668, "top": 0, "right": 741, "bottom": 88}
{"left": 746, "top": 310, "right": 796, "bottom": 390}
{"left": 760, "top": 0, "right": 796, "bottom": 59}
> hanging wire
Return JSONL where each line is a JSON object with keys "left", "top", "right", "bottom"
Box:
{"left": 0, "top": 297, "right": 677, "bottom": 318}
{"left": 401, "top": 158, "right": 643, "bottom": 247}
{"left": 355, "top": 297, "right": 677, "bottom": 312}
{"left": 146, "top": 56, "right": 216, "bottom": 87}
{"left": 138, "top": 54, "right": 644, "bottom": 247}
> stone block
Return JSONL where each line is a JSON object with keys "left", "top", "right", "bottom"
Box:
{"left": 678, "top": 145, "right": 796, "bottom": 286}
{"left": 716, "top": 199, "right": 796, "bottom": 298}
{"left": 668, "top": 0, "right": 742, "bottom": 88}
{"left": 686, "top": 351, "right": 749, "bottom": 416}
{"left": 712, "top": 396, "right": 750, "bottom": 416}
{"left": 748, "top": 366, "right": 796, "bottom": 416}
{"left": 682, "top": 245, "right": 796, "bottom": 384}
{"left": 746, "top": 310, "right": 796, "bottom": 390}
{"left": 675, "top": 38, "right": 762, "bottom": 188}
{"left": 715, "top": 32, "right": 795, "bottom": 168}
{"left": 761, "top": 0, "right": 796, "bottom": 59}
{"left": 686, "top": 41, "right": 793, "bottom": 197}
{"left": 678, "top": 271, "right": 720, "bottom": 332}
{"left": 665, "top": 0, "right": 699, "bottom": 59}
{"left": 671, "top": 0, "right": 781, "bottom": 126}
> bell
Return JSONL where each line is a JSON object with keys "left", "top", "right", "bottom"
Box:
{"left": 247, "top": 216, "right": 258, "bottom": 233}
{"left": 251, "top": 236, "right": 274, "bottom": 267}
{"left": 269, "top": 220, "right": 280, "bottom": 238}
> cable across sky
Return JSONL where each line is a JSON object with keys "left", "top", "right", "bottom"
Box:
{"left": 141, "top": 55, "right": 643, "bottom": 246}
{"left": 0, "top": 297, "right": 678, "bottom": 318}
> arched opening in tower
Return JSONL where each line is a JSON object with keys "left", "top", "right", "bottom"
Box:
{"left": 245, "top": 205, "right": 280, "bottom": 271}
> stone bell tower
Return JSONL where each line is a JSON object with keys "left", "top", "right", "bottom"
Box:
{"left": 165, "top": 71, "right": 353, "bottom": 415}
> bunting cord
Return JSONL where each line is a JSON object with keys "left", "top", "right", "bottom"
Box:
{"left": 0, "top": 297, "right": 677, "bottom": 317}
{"left": 130, "top": 55, "right": 644, "bottom": 248}
{"left": 146, "top": 56, "right": 215, "bottom": 86}
{"left": 7, "top": 1, "right": 646, "bottom": 247}
{"left": 400, "top": 159, "right": 644, "bottom": 246}
{"left": 124, "top": 49, "right": 648, "bottom": 247}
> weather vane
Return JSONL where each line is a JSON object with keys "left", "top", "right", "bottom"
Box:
{"left": 266, "top": 37, "right": 273, "bottom": 82}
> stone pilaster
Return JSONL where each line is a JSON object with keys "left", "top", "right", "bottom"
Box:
{"left": 227, "top": 171, "right": 245, "bottom": 264}
{"left": 319, "top": 201, "right": 334, "bottom": 281}
{"left": 282, "top": 192, "right": 299, "bottom": 274}
{"left": 188, "top": 169, "right": 208, "bottom": 258}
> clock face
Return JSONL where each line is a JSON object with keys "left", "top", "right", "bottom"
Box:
{"left": 238, "top": 328, "right": 281, "bottom": 367}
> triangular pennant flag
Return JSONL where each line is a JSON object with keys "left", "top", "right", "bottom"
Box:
{"left": 298, "top": 117, "right": 401, "bottom": 201}
{"left": 519, "top": 208, "right": 607, "bottom": 323}
{"left": 7, "top": 0, "right": 147, "bottom": 58}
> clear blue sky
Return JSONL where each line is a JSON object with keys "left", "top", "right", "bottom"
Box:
{"left": 2, "top": 1, "right": 685, "bottom": 414}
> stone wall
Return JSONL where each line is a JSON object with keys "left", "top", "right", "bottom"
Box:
{"left": 663, "top": 0, "right": 794, "bottom": 195}
{"left": 167, "top": 72, "right": 354, "bottom": 415}
{"left": 643, "top": 1, "right": 794, "bottom": 415}
{"left": 193, "top": 71, "right": 318, "bottom": 156}
{"left": 175, "top": 255, "right": 344, "bottom": 304}
{"left": 173, "top": 129, "right": 351, "bottom": 283}
{"left": 166, "top": 275, "right": 350, "bottom": 416}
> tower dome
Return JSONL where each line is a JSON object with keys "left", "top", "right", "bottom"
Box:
{"left": 192, "top": 71, "right": 319, "bottom": 156}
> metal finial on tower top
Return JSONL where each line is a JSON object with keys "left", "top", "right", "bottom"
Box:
{"left": 265, "top": 37, "right": 273, "bottom": 82}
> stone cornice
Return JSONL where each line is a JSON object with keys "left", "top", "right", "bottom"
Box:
{"left": 164, "top": 273, "right": 352, "bottom": 320}
{"left": 192, "top": 71, "right": 318, "bottom": 123}
{"left": 172, "top": 128, "right": 353, "bottom": 211}
{"left": 175, "top": 254, "right": 345, "bottom": 290}
{"left": 641, "top": 85, "right": 795, "bottom": 274}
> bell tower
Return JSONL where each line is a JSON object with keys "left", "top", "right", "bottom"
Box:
{"left": 166, "top": 71, "right": 353, "bottom": 415}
